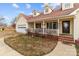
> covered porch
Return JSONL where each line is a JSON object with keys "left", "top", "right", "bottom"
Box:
{"left": 28, "top": 15, "right": 74, "bottom": 43}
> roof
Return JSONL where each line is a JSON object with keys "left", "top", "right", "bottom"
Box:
{"left": 18, "top": 3, "right": 79, "bottom": 22}
{"left": 18, "top": 13, "right": 33, "bottom": 20}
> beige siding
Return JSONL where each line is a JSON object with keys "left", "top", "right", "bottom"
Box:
{"left": 74, "top": 10, "right": 79, "bottom": 40}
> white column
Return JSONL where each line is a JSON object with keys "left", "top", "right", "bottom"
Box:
{"left": 43, "top": 21, "right": 45, "bottom": 34}
{"left": 34, "top": 21, "right": 36, "bottom": 33}
{"left": 58, "top": 19, "right": 59, "bottom": 36}
{"left": 74, "top": 14, "right": 79, "bottom": 41}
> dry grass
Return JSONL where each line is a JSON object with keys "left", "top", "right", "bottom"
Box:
{"left": 4, "top": 34, "right": 58, "bottom": 56}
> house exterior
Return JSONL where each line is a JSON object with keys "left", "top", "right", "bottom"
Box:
{"left": 16, "top": 3, "right": 79, "bottom": 43}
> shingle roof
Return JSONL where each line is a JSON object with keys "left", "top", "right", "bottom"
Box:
{"left": 19, "top": 3, "right": 79, "bottom": 22}
{"left": 18, "top": 13, "right": 33, "bottom": 20}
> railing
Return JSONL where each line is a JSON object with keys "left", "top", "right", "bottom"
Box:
{"left": 28, "top": 28, "right": 58, "bottom": 35}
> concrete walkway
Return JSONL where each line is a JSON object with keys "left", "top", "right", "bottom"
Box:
{"left": 45, "top": 41, "right": 76, "bottom": 56}
{"left": 0, "top": 37, "right": 22, "bottom": 56}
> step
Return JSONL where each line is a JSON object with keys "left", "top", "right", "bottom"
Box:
{"left": 59, "top": 36, "right": 73, "bottom": 39}
{"left": 62, "top": 40, "right": 74, "bottom": 44}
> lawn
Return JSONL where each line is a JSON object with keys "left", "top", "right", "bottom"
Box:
{"left": 4, "top": 34, "right": 58, "bottom": 56}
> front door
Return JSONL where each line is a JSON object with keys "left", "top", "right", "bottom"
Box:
{"left": 62, "top": 21, "right": 70, "bottom": 33}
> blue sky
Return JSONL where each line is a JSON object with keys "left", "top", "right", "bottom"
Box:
{"left": 0, "top": 3, "right": 60, "bottom": 25}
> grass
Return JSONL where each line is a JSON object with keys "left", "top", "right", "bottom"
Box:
{"left": 4, "top": 34, "right": 58, "bottom": 56}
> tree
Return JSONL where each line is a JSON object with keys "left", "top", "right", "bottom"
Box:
{"left": 0, "top": 16, "right": 7, "bottom": 27}
{"left": 0, "top": 16, "right": 5, "bottom": 22}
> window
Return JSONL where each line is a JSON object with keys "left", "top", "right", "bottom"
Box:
{"left": 65, "top": 3, "right": 70, "bottom": 8}
{"left": 33, "top": 10, "right": 37, "bottom": 15}
{"left": 47, "top": 22, "right": 58, "bottom": 29}
{"left": 36, "top": 23, "right": 41, "bottom": 28}
{"left": 45, "top": 8, "right": 49, "bottom": 12}
{"left": 34, "top": 12, "right": 36, "bottom": 15}
{"left": 53, "top": 22, "right": 58, "bottom": 29}
{"left": 47, "top": 22, "right": 53, "bottom": 29}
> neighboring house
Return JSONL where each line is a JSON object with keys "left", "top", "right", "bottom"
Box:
{"left": 16, "top": 3, "right": 79, "bottom": 43}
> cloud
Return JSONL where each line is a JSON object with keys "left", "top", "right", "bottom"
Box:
{"left": 4, "top": 16, "right": 10, "bottom": 20}
{"left": 12, "top": 3, "right": 19, "bottom": 9}
{"left": 25, "top": 4, "right": 31, "bottom": 9}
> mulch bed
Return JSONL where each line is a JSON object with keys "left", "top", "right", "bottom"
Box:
{"left": 4, "top": 34, "right": 58, "bottom": 56}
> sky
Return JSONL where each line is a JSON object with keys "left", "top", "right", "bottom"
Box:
{"left": 0, "top": 3, "right": 60, "bottom": 25}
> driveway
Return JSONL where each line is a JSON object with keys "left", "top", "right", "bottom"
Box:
{"left": 0, "top": 37, "right": 22, "bottom": 56}
{"left": 0, "top": 31, "right": 22, "bottom": 56}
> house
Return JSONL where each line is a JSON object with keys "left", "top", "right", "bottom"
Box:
{"left": 16, "top": 3, "right": 79, "bottom": 43}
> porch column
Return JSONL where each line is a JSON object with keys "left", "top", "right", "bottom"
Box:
{"left": 43, "top": 21, "right": 45, "bottom": 34}
{"left": 58, "top": 19, "right": 59, "bottom": 36}
{"left": 34, "top": 21, "right": 36, "bottom": 33}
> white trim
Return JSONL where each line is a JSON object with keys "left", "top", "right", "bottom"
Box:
{"left": 58, "top": 19, "right": 59, "bottom": 36}
{"left": 43, "top": 21, "right": 45, "bottom": 34}
{"left": 34, "top": 21, "right": 36, "bottom": 30}
{"left": 69, "top": 8, "right": 79, "bottom": 15}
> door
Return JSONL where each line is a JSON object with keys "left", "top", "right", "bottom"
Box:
{"left": 17, "top": 24, "right": 27, "bottom": 33}
{"left": 62, "top": 21, "right": 70, "bottom": 33}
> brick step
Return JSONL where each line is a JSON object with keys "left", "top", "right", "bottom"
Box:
{"left": 59, "top": 38, "right": 73, "bottom": 42}
{"left": 58, "top": 35, "right": 74, "bottom": 43}
{"left": 59, "top": 36, "right": 73, "bottom": 39}
{"left": 62, "top": 39, "right": 74, "bottom": 44}
{"left": 60, "top": 37, "right": 73, "bottom": 40}
{"left": 59, "top": 35, "right": 72, "bottom": 37}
